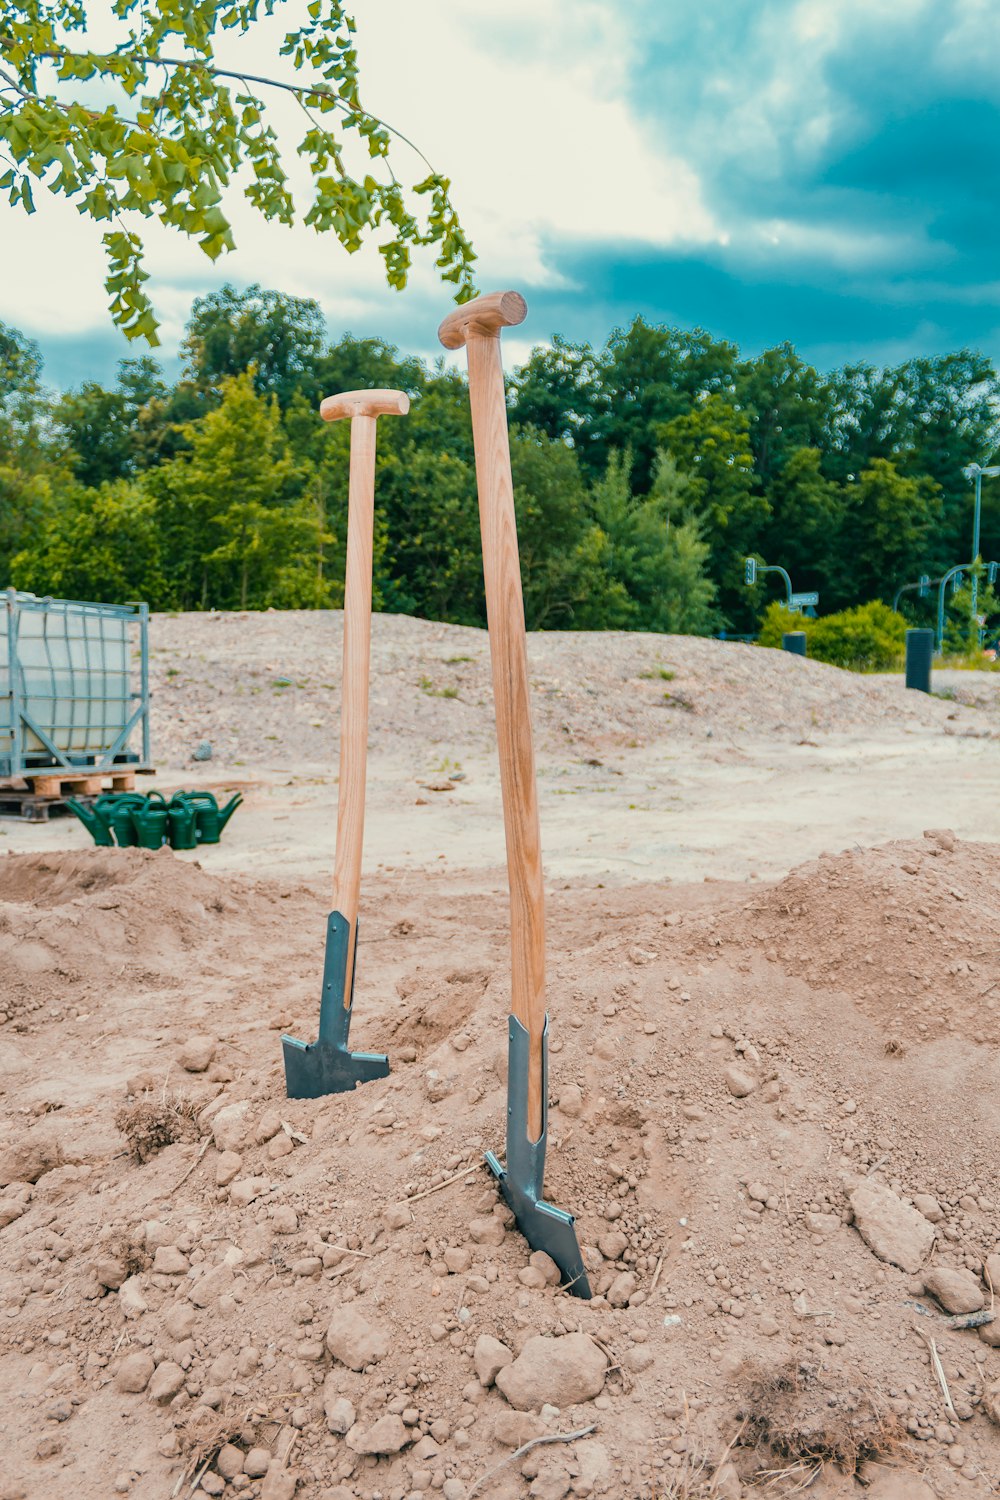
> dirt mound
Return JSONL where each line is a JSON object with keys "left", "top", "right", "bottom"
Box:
{"left": 148, "top": 610, "right": 988, "bottom": 770}
{"left": 714, "top": 830, "right": 1000, "bottom": 1044}
{"left": 0, "top": 846, "right": 998, "bottom": 1499}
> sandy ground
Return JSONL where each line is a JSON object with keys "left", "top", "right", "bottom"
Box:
{"left": 1, "top": 614, "right": 999, "bottom": 1500}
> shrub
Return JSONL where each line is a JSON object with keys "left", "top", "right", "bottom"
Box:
{"left": 757, "top": 599, "right": 906, "bottom": 672}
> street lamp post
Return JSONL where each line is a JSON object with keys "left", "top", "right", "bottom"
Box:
{"left": 962, "top": 462, "right": 1000, "bottom": 627}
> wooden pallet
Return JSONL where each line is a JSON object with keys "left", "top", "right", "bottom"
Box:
{"left": 28, "top": 769, "right": 137, "bottom": 798}
{"left": 0, "top": 787, "right": 89, "bottom": 822}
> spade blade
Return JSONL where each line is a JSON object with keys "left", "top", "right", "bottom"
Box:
{"left": 281, "top": 911, "right": 390, "bottom": 1099}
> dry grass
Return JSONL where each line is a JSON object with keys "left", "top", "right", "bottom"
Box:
{"left": 735, "top": 1360, "right": 910, "bottom": 1482}
{"left": 113, "top": 1091, "right": 201, "bottom": 1162}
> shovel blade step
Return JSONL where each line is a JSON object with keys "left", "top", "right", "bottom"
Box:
{"left": 282, "top": 1033, "right": 390, "bottom": 1098}
{"left": 487, "top": 1150, "right": 592, "bottom": 1298}
{"left": 281, "top": 909, "right": 390, "bottom": 1099}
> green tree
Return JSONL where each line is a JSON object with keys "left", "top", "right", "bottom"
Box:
{"left": 578, "top": 450, "right": 718, "bottom": 634}
{"left": 0, "top": 2, "right": 475, "bottom": 343}
{"left": 662, "top": 395, "right": 769, "bottom": 624}
{"left": 764, "top": 446, "right": 844, "bottom": 602}
{"left": 10, "top": 478, "right": 166, "bottom": 603}
{"left": 509, "top": 336, "right": 606, "bottom": 479}
{"left": 182, "top": 284, "right": 327, "bottom": 407}
{"left": 597, "top": 320, "right": 739, "bottom": 493}
{"left": 840, "top": 458, "right": 942, "bottom": 605}
{"left": 149, "top": 372, "right": 328, "bottom": 609}
{"left": 734, "top": 343, "right": 830, "bottom": 489}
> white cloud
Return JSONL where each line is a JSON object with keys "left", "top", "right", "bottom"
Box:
{"left": 0, "top": 0, "right": 719, "bottom": 362}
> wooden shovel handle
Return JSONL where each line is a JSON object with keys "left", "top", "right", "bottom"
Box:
{"left": 459, "top": 316, "right": 546, "bottom": 1141}
{"left": 326, "top": 391, "right": 409, "bottom": 998}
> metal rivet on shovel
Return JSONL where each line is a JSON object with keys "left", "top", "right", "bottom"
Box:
{"left": 439, "top": 293, "right": 591, "bottom": 1298}
{"left": 282, "top": 388, "right": 409, "bottom": 1098}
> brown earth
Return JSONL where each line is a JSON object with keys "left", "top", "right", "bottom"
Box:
{"left": 1, "top": 834, "right": 999, "bottom": 1500}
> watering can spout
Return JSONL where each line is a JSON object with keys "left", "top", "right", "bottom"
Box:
{"left": 66, "top": 799, "right": 115, "bottom": 846}
{"left": 216, "top": 793, "right": 243, "bottom": 831}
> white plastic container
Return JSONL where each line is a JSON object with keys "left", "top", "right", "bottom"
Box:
{"left": 1, "top": 591, "right": 149, "bottom": 775}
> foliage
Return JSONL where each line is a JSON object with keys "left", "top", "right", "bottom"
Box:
{"left": 758, "top": 599, "right": 906, "bottom": 671}
{"left": 0, "top": 1, "right": 475, "bottom": 343}
{"left": 942, "top": 569, "right": 1000, "bottom": 659}
{"left": 4, "top": 294, "right": 1000, "bottom": 639}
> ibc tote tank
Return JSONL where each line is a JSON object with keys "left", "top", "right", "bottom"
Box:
{"left": 0, "top": 590, "right": 150, "bottom": 778}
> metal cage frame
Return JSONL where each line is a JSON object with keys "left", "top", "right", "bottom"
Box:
{"left": 1, "top": 589, "right": 151, "bottom": 779}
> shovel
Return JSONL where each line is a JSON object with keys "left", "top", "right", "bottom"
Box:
{"left": 282, "top": 388, "right": 410, "bottom": 1098}
{"left": 439, "top": 294, "right": 591, "bottom": 1298}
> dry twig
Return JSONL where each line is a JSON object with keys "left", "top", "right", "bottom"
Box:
{"left": 407, "top": 1162, "right": 480, "bottom": 1203}
{"left": 917, "top": 1330, "right": 956, "bottom": 1417}
{"left": 466, "top": 1424, "right": 596, "bottom": 1500}
{"left": 172, "top": 1137, "right": 210, "bottom": 1191}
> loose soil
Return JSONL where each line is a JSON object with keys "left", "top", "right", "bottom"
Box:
{"left": 1, "top": 616, "right": 999, "bottom": 1500}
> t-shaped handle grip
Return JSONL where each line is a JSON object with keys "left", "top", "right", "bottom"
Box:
{"left": 438, "top": 291, "right": 527, "bottom": 350}
{"left": 320, "top": 388, "right": 410, "bottom": 422}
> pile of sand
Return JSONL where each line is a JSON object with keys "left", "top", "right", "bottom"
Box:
{"left": 147, "top": 611, "right": 991, "bottom": 770}
{"left": 0, "top": 842, "right": 998, "bottom": 1499}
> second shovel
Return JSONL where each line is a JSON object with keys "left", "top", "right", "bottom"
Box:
{"left": 282, "top": 388, "right": 409, "bottom": 1098}
{"left": 439, "top": 292, "right": 591, "bottom": 1298}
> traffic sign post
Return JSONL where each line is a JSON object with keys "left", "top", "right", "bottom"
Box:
{"left": 789, "top": 591, "right": 819, "bottom": 610}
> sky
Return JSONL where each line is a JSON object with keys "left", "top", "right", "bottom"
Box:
{"left": 3, "top": 0, "right": 1000, "bottom": 391}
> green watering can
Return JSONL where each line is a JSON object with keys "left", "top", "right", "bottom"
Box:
{"left": 100, "top": 793, "right": 147, "bottom": 848}
{"left": 66, "top": 799, "right": 115, "bottom": 846}
{"left": 130, "top": 790, "right": 170, "bottom": 849}
{"left": 167, "top": 794, "right": 199, "bottom": 851}
{"left": 180, "top": 790, "right": 243, "bottom": 845}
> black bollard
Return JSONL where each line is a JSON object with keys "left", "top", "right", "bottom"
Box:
{"left": 905, "top": 628, "right": 934, "bottom": 693}
{"left": 782, "top": 632, "right": 807, "bottom": 656}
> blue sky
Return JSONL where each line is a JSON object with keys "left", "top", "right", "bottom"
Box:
{"left": 4, "top": 0, "right": 1000, "bottom": 391}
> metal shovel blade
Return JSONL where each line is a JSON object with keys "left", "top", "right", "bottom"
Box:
{"left": 486, "top": 1015, "right": 591, "bottom": 1299}
{"left": 281, "top": 910, "right": 390, "bottom": 1099}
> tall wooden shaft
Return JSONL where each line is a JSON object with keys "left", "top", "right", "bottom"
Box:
{"left": 331, "top": 413, "right": 376, "bottom": 987}
{"left": 467, "top": 333, "right": 546, "bottom": 1140}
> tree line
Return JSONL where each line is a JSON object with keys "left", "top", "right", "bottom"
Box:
{"left": 3, "top": 283, "right": 999, "bottom": 634}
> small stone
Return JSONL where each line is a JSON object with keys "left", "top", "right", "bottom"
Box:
{"left": 758, "top": 1316, "right": 780, "bottom": 1337}
{"left": 212, "top": 1101, "right": 249, "bottom": 1154}
{"left": 444, "top": 1246, "right": 472, "bottom": 1274}
{"left": 148, "top": 1361, "right": 185, "bottom": 1404}
{"left": 268, "top": 1133, "right": 293, "bottom": 1160}
{"left": 496, "top": 1333, "right": 607, "bottom": 1410}
{"left": 922, "top": 1267, "right": 985, "bottom": 1315}
{"left": 153, "top": 1246, "right": 189, "bottom": 1275}
{"left": 803, "top": 1212, "right": 840, "bottom": 1236}
{"left": 271, "top": 1205, "right": 298, "bottom": 1235}
{"left": 979, "top": 1320, "right": 1000, "bottom": 1348}
{"left": 163, "top": 1303, "right": 196, "bottom": 1340}
{"left": 984, "top": 1379, "right": 1000, "bottom": 1424}
{"left": 529, "top": 1251, "right": 561, "bottom": 1286}
{"left": 346, "top": 1414, "right": 410, "bottom": 1455}
{"left": 115, "top": 1352, "right": 155, "bottom": 1393}
{"left": 118, "top": 1276, "right": 148, "bottom": 1319}
{"left": 518, "top": 1266, "right": 548, "bottom": 1289}
{"left": 557, "top": 1084, "right": 583, "bottom": 1118}
{"left": 229, "top": 1176, "right": 269, "bottom": 1208}
{"left": 912, "top": 1193, "right": 943, "bottom": 1223}
{"left": 475, "top": 1334, "right": 514, "bottom": 1387}
{"left": 243, "top": 1448, "right": 271, "bottom": 1478}
{"left": 95, "top": 1257, "right": 126, "bottom": 1290}
{"left": 849, "top": 1179, "right": 935, "bottom": 1273}
{"left": 597, "top": 1231, "right": 628, "bottom": 1261}
{"left": 188, "top": 1263, "right": 233, "bottom": 1309}
{"left": 984, "top": 1251, "right": 1000, "bottom": 1291}
{"left": 469, "top": 1216, "right": 506, "bottom": 1246}
{"left": 724, "top": 1067, "right": 757, "bottom": 1098}
{"left": 179, "top": 1036, "right": 216, "bottom": 1073}
{"left": 191, "top": 740, "right": 213, "bottom": 762}
{"left": 607, "top": 1272, "right": 637, "bottom": 1308}
{"left": 215, "top": 1152, "right": 243, "bottom": 1187}
{"left": 622, "top": 1347, "right": 654, "bottom": 1373}
{"left": 199, "top": 1474, "right": 225, "bottom": 1497}
{"left": 323, "top": 1384, "right": 356, "bottom": 1435}
{"left": 382, "top": 1202, "right": 413, "bottom": 1231}
{"left": 326, "top": 1306, "right": 391, "bottom": 1370}
{"left": 494, "top": 1411, "right": 547, "bottom": 1447}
